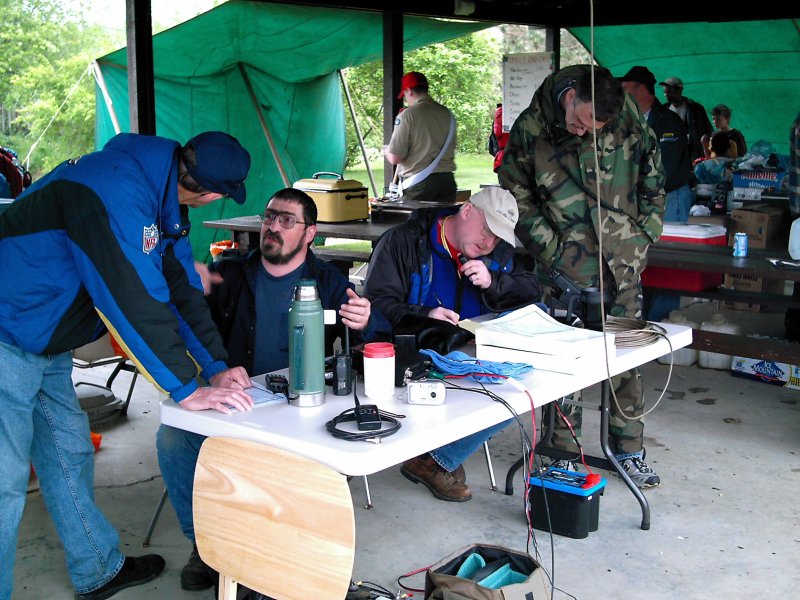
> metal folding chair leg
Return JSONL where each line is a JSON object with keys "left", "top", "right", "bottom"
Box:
{"left": 142, "top": 487, "right": 169, "bottom": 547}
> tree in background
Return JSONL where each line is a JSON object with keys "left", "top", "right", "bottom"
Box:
{"left": 1, "top": 0, "right": 115, "bottom": 177}
{"left": 343, "top": 30, "right": 501, "bottom": 168}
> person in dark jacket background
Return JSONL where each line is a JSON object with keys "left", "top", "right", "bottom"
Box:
{"left": 621, "top": 66, "right": 691, "bottom": 322}
{"left": 157, "top": 187, "right": 389, "bottom": 591}
{"left": 621, "top": 66, "right": 691, "bottom": 222}
{"left": 659, "top": 75, "right": 713, "bottom": 163}
{"left": 364, "top": 187, "right": 540, "bottom": 503}
{"left": 0, "top": 131, "right": 254, "bottom": 600}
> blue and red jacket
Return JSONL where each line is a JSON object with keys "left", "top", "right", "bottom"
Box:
{"left": 0, "top": 133, "right": 227, "bottom": 401}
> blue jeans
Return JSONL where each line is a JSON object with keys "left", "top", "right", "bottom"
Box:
{"left": 430, "top": 419, "right": 514, "bottom": 472}
{"left": 663, "top": 184, "right": 693, "bottom": 223}
{"left": 156, "top": 424, "right": 206, "bottom": 541}
{"left": 0, "top": 341, "right": 124, "bottom": 599}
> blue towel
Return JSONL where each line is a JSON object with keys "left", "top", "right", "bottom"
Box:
{"left": 419, "top": 349, "right": 533, "bottom": 383}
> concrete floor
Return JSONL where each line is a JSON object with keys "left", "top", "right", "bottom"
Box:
{"left": 12, "top": 335, "right": 800, "bottom": 600}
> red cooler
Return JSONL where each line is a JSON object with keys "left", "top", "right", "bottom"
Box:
{"left": 642, "top": 224, "right": 727, "bottom": 290}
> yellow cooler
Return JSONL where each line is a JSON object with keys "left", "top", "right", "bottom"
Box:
{"left": 293, "top": 172, "right": 369, "bottom": 222}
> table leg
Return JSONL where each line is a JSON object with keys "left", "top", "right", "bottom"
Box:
{"left": 504, "top": 385, "right": 651, "bottom": 531}
{"left": 599, "top": 380, "right": 650, "bottom": 531}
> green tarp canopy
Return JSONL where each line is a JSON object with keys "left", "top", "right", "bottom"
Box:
{"left": 94, "top": 0, "right": 486, "bottom": 259}
{"left": 570, "top": 19, "right": 799, "bottom": 156}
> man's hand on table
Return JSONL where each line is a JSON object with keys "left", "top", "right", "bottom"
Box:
{"left": 179, "top": 367, "right": 254, "bottom": 413}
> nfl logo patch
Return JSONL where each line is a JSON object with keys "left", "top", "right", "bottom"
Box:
{"left": 142, "top": 224, "right": 159, "bottom": 254}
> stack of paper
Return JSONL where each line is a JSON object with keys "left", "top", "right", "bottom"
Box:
{"left": 474, "top": 305, "right": 615, "bottom": 374}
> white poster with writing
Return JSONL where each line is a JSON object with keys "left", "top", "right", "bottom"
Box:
{"left": 502, "top": 52, "right": 554, "bottom": 132}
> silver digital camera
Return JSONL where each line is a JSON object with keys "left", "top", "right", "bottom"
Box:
{"left": 406, "top": 380, "right": 446, "bottom": 405}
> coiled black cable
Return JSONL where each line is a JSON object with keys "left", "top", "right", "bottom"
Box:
{"left": 325, "top": 408, "right": 404, "bottom": 442}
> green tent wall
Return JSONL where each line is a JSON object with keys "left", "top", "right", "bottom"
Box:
{"left": 94, "top": 0, "right": 487, "bottom": 259}
{"left": 570, "top": 20, "right": 799, "bottom": 156}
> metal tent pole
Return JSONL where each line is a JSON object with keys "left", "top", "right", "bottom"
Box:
{"left": 238, "top": 63, "right": 291, "bottom": 188}
{"left": 339, "top": 69, "right": 378, "bottom": 198}
{"left": 91, "top": 61, "right": 122, "bottom": 135}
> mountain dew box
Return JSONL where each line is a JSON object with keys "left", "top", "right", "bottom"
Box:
{"left": 528, "top": 468, "right": 606, "bottom": 539}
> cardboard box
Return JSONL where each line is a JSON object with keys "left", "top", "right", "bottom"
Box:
{"left": 731, "top": 356, "right": 800, "bottom": 390}
{"left": 728, "top": 203, "right": 787, "bottom": 249}
{"left": 722, "top": 273, "right": 785, "bottom": 312}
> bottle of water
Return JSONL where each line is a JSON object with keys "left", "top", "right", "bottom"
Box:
{"left": 658, "top": 311, "right": 698, "bottom": 366}
{"left": 698, "top": 313, "right": 740, "bottom": 370}
{"left": 789, "top": 217, "right": 800, "bottom": 260}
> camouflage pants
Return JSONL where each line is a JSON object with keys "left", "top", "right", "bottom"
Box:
{"left": 550, "top": 367, "right": 644, "bottom": 456}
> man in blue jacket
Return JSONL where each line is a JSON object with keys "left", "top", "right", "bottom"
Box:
{"left": 157, "top": 187, "right": 390, "bottom": 591}
{"left": 364, "top": 187, "right": 541, "bottom": 502}
{"left": 0, "top": 131, "right": 254, "bottom": 600}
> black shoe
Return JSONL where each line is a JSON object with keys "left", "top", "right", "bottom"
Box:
{"left": 181, "top": 544, "right": 214, "bottom": 591}
{"left": 76, "top": 555, "right": 165, "bottom": 600}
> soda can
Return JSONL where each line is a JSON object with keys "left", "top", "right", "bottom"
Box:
{"left": 733, "top": 232, "right": 748, "bottom": 257}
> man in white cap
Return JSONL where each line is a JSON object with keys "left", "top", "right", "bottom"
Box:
{"left": 364, "top": 187, "right": 541, "bottom": 501}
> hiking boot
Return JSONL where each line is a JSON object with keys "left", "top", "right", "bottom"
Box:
{"left": 549, "top": 459, "right": 578, "bottom": 472}
{"left": 452, "top": 463, "right": 466, "bottom": 484}
{"left": 618, "top": 455, "right": 661, "bottom": 488}
{"left": 401, "top": 454, "right": 472, "bottom": 502}
{"left": 76, "top": 555, "right": 165, "bottom": 600}
{"left": 181, "top": 544, "right": 214, "bottom": 591}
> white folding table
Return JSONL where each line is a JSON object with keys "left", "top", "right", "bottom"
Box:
{"left": 161, "top": 323, "right": 691, "bottom": 527}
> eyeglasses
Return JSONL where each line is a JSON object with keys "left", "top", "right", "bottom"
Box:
{"left": 259, "top": 210, "right": 307, "bottom": 229}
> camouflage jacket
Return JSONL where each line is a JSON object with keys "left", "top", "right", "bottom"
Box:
{"left": 498, "top": 65, "right": 665, "bottom": 317}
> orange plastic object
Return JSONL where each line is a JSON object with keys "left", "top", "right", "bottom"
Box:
{"left": 109, "top": 335, "right": 128, "bottom": 358}
{"left": 209, "top": 239, "right": 239, "bottom": 257}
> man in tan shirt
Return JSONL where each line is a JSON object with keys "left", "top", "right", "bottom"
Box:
{"left": 385, "top": 71, "right": 457, "bottom": 202}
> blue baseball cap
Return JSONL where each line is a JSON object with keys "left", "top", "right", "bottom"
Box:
{"left": 184, "top": 131, "right": 251, "bottom": 205}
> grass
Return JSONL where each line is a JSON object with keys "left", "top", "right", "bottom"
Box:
{"left": 343, "top": 152, "right": 497, "bottom": 198}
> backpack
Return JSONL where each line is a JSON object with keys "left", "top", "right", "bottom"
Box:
{"left": 487, "top": 131, "right": 500, "bottom": 157}
{"left": 0, "top": 146, "right": 32, "bottom": 198}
